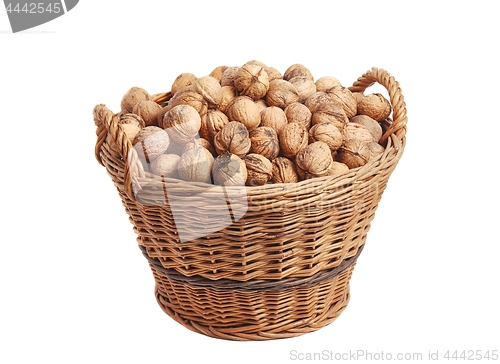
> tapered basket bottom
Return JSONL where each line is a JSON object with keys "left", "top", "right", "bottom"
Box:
{"left": 149, "top": 262, "right": 356, "bottom": 341}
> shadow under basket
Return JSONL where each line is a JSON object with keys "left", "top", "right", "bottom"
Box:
{"left": 93, "top": 67, "right": 407, "bottom": 341}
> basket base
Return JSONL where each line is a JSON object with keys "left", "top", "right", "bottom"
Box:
{"left": 151, "top": 264, "right": 355, "bottom": 341}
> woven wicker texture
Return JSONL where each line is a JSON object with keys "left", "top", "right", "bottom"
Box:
{"left": 94, "top": 67, "right": 407, "bottom": 340}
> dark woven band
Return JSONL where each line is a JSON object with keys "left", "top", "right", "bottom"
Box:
{"left": 139, "top": 244, "right": 364, "bottom": 292}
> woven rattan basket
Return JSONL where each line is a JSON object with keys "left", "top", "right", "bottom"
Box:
{"left": 93, "top": 67, "right": 407, "bottom": 341}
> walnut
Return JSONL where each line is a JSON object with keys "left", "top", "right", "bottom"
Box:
{"left": 220, "top": 66, "right": 240, "bottom": 87}
{"left": 177, "top": 146, "right": 214, "bottom": 183}
{"left": 271, "top": 157, "right": 299, "bottom": 183}
{"left": 315, "top": 76, "right": 342, "bottom": 92}
{"left": 199, "top": 109, "right": 229, "bottom": 141}
{"left": 150, "top": 153, "right": 181, "bottom": 178}
{"left": 168, "top": 90, "right": 208, "bottom": 116}
{"left": 325, "top": 86, "right": 357, "bottom": 118}
{"left": 265, "top": 79, "right": 299, "bottom": 109}
{"left": 350, "top": 115, "right": 383, "bottom": 142}
{"left": 120, "top": 123, "right": 141, "bottom": 143}
{"left": 284, "top": 102, "right": 312, "bottom": 129}
{"left": 132, "top": 126, "right": 170, "bottom": 164}
{"left": 234, "top": 62, "right": 270, "bottom": 101}
{"left": 218, "top": 86, "right": 238, "bottom": 113}
{"left": 327, "top": 161, "right": 349, "bottom": 177}
{"left": 254, "top": 99, "right": 268, "bottom": 113}
{"left": 303, "top": 92, "right": 334, "bottom": 113}
{"left": 279, "top": 122, "right": 308, "bottom": 158}
{"left": 283, "top": 64, "right": 314, "bottom": 81}
{"left": 213, "top": 121, "right": 251, "bottom": 157}
{"left": 244, "top": 153, "right": 273, "bottom": 186}
{"left": 356, "top": 93, "right": 392, "bottom": 121}
{"left": 170, "top": 73, "right": 197, "bottom": 95}
{"left": 264, "top": 66, "right": 283, "bottom": 81}
{"left": 288, "top": 76, "right": 316, "bottom": 103}
{"left": 336, "top": 139, "right": 370, "bottom": 168}
{"left": 249, "top": 126, "right": 280, "bottom": 160}
{"left": 119, "top": 113, "right": 145, "bottom": 128}
{"left": 260, "top": 106, "right": 288, "bottom": 134}
{"left": 192, "top": 76, "right": 223, "bottom": 107}
{"left": 295, "top": 141, "right": 333, "bottom": 177}
{"left": 182, "top": 137, "right": 216, "bottom": 157}
{"left": 225, "top": 96, "right": 261, "bottom": 131}
{"left": 120, "top": 86, "right": 150, "bottom": 114}
{"left": 310, "top": 101, "right": 348, "bottom": 130}
{"left": 208, "top": 65, "right": 228, "bottom": 82}
{"left": 308, "top": 122, "right": 343, "bottom": 151}
{"left": 163, "top": 104, "right": 202, "bottom": 145}
{"left": 342, "top": 122, "right": 374, "bottom": 146}
{"left": 212, "top": 151, "right": 247, "bottom": 186}
{"left": 132, "top": 100, "right": 163, "bottom": 127}
{"left": 368, "top": 141, "right": 385, "bottom": 159}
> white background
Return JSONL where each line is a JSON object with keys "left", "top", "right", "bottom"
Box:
{"left": 1, "top": 1, "right": 499, "bottom": 363}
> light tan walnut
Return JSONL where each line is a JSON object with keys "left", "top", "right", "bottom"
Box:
{"left": 163, "top": 104, "right": 202, "bottom": 145}
{"left": 132, "top": 126, "right": 170, "bottom": 164}
{"left": 121, "top": 86, "right": 150, "bottom": 114}
{"left": 249, "top": 126, "right": 280, "bottom": 160}
{"left": 279, "top": 122, "right": 308, "bottom": 159}
{"left": 271, "top": 157, "right": 299, "bottom": 183}
{"left": 212, "top": 151, "right": 247, "bottom": 186}
{"left": 244, "top": 153, "right": 273, "bottom": 186}
{"left": 213, "top": 121, "right": 251, "bottom": 157}
{"left": 177, "top": 146, "right": 214, "bottom": 183}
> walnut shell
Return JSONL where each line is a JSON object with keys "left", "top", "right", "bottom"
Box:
{"left": 218, "top": 86, "right": 238, "bottom": 113}
{"left": 163, "top": 104, "right": 202, "bottom": 145}
{"left": 264, "top": 66, "right": 283, "bottom": 81}
{"left": 150, "top": 153, "right": 181, "bottom": 178}
{"left": 244, "top": 153, "right": 273, "bottom": 186}
{"left": 177, "top": 146, "right": 214, "bottom": 183}
{"left": 368, "top": 141, "right": 385, "bottom": 159}
{"left": 225, "top": 96, "right": 261, "bottom": 131}
{"left": 120, "top": 86, "right": 150, "bottom": 114}
{"left": 284, "top": 102, "right": 312, "bottom": 129}
{"left": 327, "top": 161, "right": 349, "bottom": 177}
{"left": 295, "top": 141, "right": 333, "bottom": 176}
{"left": 254, "top": 99, "right": 268, "bottom": 113}
{"left": 283, "top": 64, "right": 314, "bottom": 81}
{"left": 288, "top": 76, "right": 316, "bottom": 103}
{"left": 310, "top": 101, "right": 349, "bottom": 130}
{"left": 208, "top": 66, "right": 228, "bottom": 82}
{"left": 171, "top": 73, "right": 197, "bottom": 95}
{"left": 342, "top": 122, "right": 374, "bottom": 146}
{"left": 192, "top": 76, "right": 223, "bottom": 107}
{"left": 260, "top": 106, "right": 288, "bottom": 134}
{"left": 212, "top": 151, "right": 247, "bottom": 186}
{"left": 168, "top": 90, "right": 208, "bottom": 116}
{"left": 336, "top": 139, "right": 370, "bottom": 169}
{"left": 265, "top": 79, "right": 299, "bottom": 109}
{"left": 315, "top": 76, "right": 342, "bottom": 92}
{"left": 182, "top": 137, "right": 216, "bottom": 157}
{"left": 132, "top": 100, "right": 163, "bottom": 127}
{"left": 220, "top": 66, "right": 240, "bottom": 87}
{"left": 213, "top": 121, "right": 251, "bottom": 157}
{"left": 119, "top": 113, "right": 145, "bottom": 128}
{"left": 234, "top": 62, "right": 270, "bottom": 101}
{"left": 350, "top": 114, "right": 383, "bottom": 142}
{"left": 133, "top": 126, "right": 170, "bottom": 164}
{"left": 279, "top": 122, "right": 308, "bottom": 158}
{"left": 356, "top": 93, "right": 392, "bottom": 121}
{"left": 120, "top": 123, "right": 141, "bottom": 143}
{"left": 325, "top": 86, "right": 357, "bottom": 118}
{"left": 249, "top": 126, "right": 280, "bottom": 160}
{"left": 199, "top": 109, "right": 229, "bottom": 141}
{"left": 308, "top": 122, "right": 343, "bottom": 151}
{"left": 303, "top": 92, "right": 334, "bottom": 113}
{"left": 271, "top": 157, "right": 299, "bottom": 184}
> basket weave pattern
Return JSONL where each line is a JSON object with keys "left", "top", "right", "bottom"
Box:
{"left": 94, "top": 67, "right": 407, "bottom": 340}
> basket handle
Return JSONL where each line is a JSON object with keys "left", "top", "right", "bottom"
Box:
{"left": 94, "top": 104, "right": 143, "bottom": 201}
{"left": 349, "top": 67, "right": 408, "bottom": 144}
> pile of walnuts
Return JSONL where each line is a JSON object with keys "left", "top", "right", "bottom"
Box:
{"left": 118, "top": 60, "right": 391, "bottom": 186}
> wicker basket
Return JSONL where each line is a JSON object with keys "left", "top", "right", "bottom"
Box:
{"left": 93, "top": 67, "right": 407, "bottom": 341}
